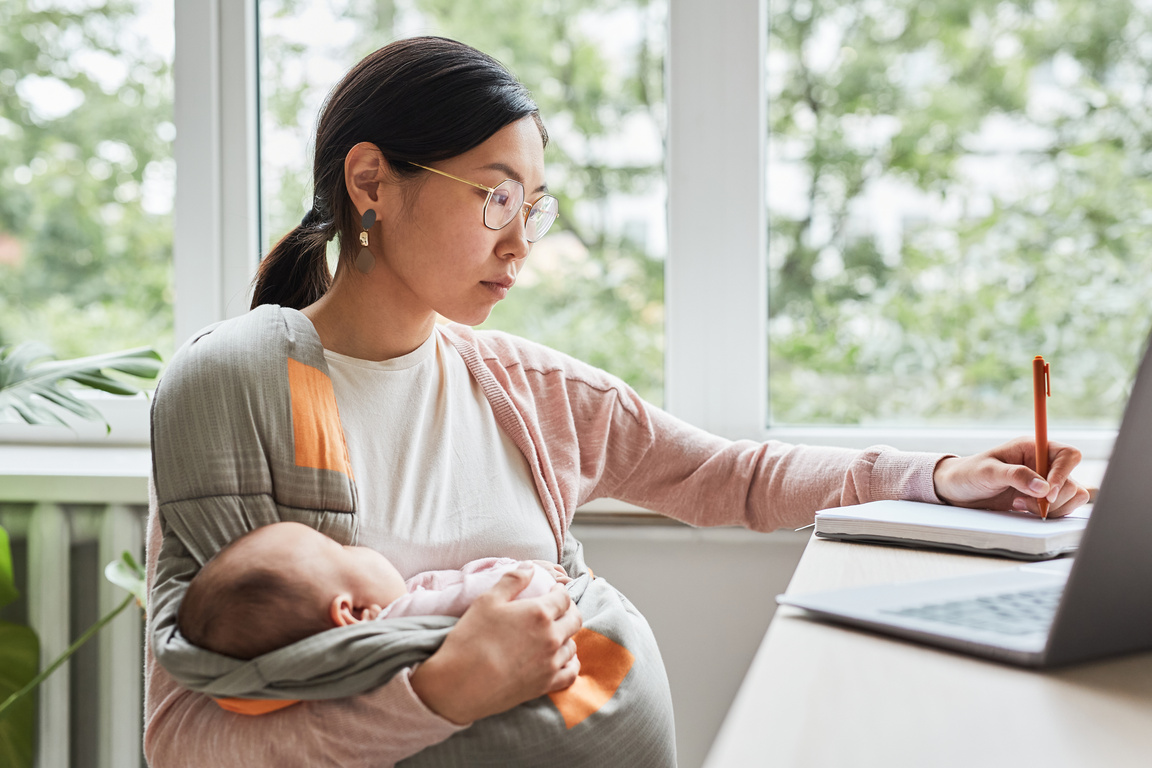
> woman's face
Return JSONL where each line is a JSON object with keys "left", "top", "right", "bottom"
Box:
{"left": 376, "top": 116, "right": 548, "bottom": 326}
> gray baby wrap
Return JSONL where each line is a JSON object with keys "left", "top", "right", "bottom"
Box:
{"left": 149, "top": 306, "right": 677, "bottom": 767}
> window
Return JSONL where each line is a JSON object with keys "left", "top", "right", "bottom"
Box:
{"left": 0, "top": 1, "right": 175, "bottom": 361}
{"left": 766, "top": 0, "right": 1152, "bottom": 430}
{"left": 3, "top": 0, "right": 1132, "bottom": 459}
{"left": 259, "top": 0, "right": 668, "bottom": 404}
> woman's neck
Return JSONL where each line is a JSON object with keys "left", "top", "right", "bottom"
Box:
{"left": 301, "top": 268, "right": 437, "bottom": 361}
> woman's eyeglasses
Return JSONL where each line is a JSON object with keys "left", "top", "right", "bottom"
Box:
{"left": 408, "top": 162, "right": 559, "bottom": 243}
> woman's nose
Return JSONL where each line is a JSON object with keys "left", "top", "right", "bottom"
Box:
{"left": 498, "top": 212, "right": 531, "bottom": 261}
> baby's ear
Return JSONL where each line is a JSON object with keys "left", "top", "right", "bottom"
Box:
{"left": 330, "top": 594, "right": 361, "bottom": 626}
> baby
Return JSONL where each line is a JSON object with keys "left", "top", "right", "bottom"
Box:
{"left": 177, "top": 521, "right": 568, "bottom": 660}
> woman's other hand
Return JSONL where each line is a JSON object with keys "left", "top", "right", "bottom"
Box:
{"left": 933, "top": 436, "right": 1090, "bottom": 518}
{"left": 409, "top": 565, "right": 582, "bottom": 724}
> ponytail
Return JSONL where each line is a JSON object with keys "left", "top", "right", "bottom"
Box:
{"left": 250, "top": 217, "right": 332, "bottom": 310}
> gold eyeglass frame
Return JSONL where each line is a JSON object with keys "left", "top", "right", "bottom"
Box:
{"left": 408, "top": 161, "right": 558, "bottom": 242}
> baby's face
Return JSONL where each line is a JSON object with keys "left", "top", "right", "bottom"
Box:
{"left": 248, "top": 522, "right": 408, "bottom": 617}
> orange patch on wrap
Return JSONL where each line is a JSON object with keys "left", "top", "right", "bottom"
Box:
{"left": 287, "top": 358, "right": 352, "bottom": 477}
{"left": 214, "top": 697, "right": 300, "bottom": 715}
{"left": 547, "top": 627, "right": 635, "bottom": 729}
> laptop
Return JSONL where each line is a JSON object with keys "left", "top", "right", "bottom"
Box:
{"left": 776, "top": 333, "right": 1152, "bottom": 668}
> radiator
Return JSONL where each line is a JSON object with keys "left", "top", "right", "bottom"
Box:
{"left": 0, "top": 502, "right": 145, "bottom": 768}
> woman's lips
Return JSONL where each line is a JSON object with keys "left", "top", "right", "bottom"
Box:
{"left": 481, "top": 280, "right": 511, "bottom": 299}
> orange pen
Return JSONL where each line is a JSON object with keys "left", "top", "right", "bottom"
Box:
{"left": 1033, "top": 355, "right": 1051, "bottom": 519}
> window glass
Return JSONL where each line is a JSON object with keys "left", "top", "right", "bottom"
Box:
{"left": 767, "top": 0, "right": 1152, "bottom": 427}
{"left": 259, "top": 0, "right": 667, "bottom": 404}
{"left": 0, "top": 0, "right": 174, "bottom": 361}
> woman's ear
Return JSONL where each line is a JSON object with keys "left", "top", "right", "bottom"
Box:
{"left": 344, "top": 142, "right": 388, "bottom": 213}
{"left": 330, "top": 594, "right": 361, "bottom": 626}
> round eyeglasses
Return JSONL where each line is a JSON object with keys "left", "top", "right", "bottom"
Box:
{"left": 409, "top": 162, "right": 559, "bottom": 243}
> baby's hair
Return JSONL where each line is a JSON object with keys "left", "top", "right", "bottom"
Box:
{"left": 178, "top": 529, "right": 331, "bottom": 660}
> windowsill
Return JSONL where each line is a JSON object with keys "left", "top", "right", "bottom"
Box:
{"left": 0, "top": 444, "right": 677, "bottom": 522}
{"left": 0, "top": 443, "right": 152, "bottom": 504}
{"left": 0, "top": 443, "right": 1108, "bottom": 520}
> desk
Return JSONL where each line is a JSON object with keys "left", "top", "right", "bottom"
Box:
{"left": 705, "top": 535, "right": 1152, "bottom": 767}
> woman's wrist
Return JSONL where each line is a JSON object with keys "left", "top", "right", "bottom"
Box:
{"left": 409, "top": 653, "right": 474, "bottom": 726}
{"left": 933, "top": 455, "right": 960, "bottom": 505}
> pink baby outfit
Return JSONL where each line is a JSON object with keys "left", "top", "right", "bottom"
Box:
{"left": 383, "top": 558, "right": 556, "bottom": 619}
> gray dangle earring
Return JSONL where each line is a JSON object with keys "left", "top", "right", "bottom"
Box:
{"left": 356, "top": 209, "right": 377, "bottom": 274}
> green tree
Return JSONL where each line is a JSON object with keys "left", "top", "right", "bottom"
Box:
{"left": 768, "top": 0, "right": 1152, "bottom": 426}
{"left": 0, "top": 0, "right": 174, "bottom": 362}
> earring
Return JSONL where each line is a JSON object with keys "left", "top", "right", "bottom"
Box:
{"left": 356, "top": 209, "right": 377, "bottom": 274}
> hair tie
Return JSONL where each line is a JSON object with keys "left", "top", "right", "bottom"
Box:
{"left": 301, "top": 207, "right": 322, "bottom": 228}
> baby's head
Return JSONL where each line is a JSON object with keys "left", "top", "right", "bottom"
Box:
{"left": 177, "top": 522, "right": 407, "bottom": 659}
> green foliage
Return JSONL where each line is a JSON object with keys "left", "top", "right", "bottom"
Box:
{"left": 0, "top": 528, "right": 38, "bottom": 768}
{"left": 0, "top": 531, "right": 145, "bottom": 767}
{"left": 768, "top": 0, "right": 1152, "bottom": 426}
{"left": 0, "top": 0, "right": 175, "bottom": 362}
{"left": 9, "top": 0, "right": 1144, "bottom": 429}
{"left": 0, "top": 343, "right": 162, "bottom": 431}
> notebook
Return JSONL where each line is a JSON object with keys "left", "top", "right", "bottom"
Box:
{"left": 777, "top": 328, "right": 1152, "bottom": 668}
{"left": 814, "top": 500, "right": 1090, "bottom": 560}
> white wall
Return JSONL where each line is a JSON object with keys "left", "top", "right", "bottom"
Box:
{"left": 571, "top": 523, "right": 808, "bottom": 768}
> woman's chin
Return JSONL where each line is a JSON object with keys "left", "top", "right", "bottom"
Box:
{"left": 442, "top": 304, "right": 495, "bottom": 328}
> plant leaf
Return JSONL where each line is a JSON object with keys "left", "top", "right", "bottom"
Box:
{"left": 31, "top": 387, "right": 107, "bottom": 424}
{"left": 0, "top": 621, "right": 38, "bottom": 768}
{"left": 62, "top": 372, "right": 139, "bottom": 396}
{"left": 0, "top": 527, "right": 17, "bottom": 610}
{"left": 0, "top": 344, "right": 162, "bottom": 429}
{"left": 104, "top": 551, "right": 147, "bottom": 607}
{"left": 0, "top": 343, "right": 54, "bottom": 388}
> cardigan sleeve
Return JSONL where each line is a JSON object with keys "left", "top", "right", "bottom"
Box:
{"left": 594, "top": 394, "right": 947, "bottom": 530}
{"left": 453, "top": 326, "right": 948, "bottom": 532}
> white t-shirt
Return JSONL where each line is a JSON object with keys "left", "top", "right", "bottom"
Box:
{"left": 323, "top": 326, "right": 557, "bottom": 579}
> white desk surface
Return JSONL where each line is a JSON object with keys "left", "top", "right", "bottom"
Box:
{"left": 705, "top": 535, "right": 1152, "bottom": 768}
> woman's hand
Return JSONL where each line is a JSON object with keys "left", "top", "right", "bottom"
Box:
{"left": 531, "top": 559, "right": 572, "bottom": 584}
{"left": 932, "top": 436, "right": 1090, "bottom": 517}
{"left": 409, "top": 565, "right": 582, "bottom": 725}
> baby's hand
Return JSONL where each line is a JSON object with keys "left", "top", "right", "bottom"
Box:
{"left": 531, "top": 560, "right": 571, "bottom": 584}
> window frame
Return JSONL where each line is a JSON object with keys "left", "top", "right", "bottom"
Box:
{"left": 665, "top": 0, "right": 1114, "bottom": 460}
{"left": 0, "top": 0, "right": 1118, "bottom": 462}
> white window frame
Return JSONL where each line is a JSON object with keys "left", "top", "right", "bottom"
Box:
{"left": 665, "top": 0, "right": 1114, "bottom": 460}
{"left": 0, "top": 0, "right": 1117, "bottom": 461}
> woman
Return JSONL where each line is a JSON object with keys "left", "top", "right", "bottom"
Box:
{"left": 144, "top": 36, "right": 1088, "bottom": 767}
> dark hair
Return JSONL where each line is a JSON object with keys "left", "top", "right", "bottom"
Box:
{"left": 251, "top": 36, "right": 548, "bottom": 310}
{"left": 178, "top": 531, "right": 330, "bottom": 659}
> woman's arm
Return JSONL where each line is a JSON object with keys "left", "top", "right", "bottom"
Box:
{"left": 144, "top": 645, "right": 460, "bottom": 767}
{"left": 143, "top": 512, "right": 466, "bottom": 768}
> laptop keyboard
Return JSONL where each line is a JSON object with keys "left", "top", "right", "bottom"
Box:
{"left": 882, "top": 586, "right": 1063, "bottom": 636}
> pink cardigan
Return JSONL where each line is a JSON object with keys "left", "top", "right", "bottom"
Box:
{"left": 144, "top": 323, "right": 945, "bottom": 767}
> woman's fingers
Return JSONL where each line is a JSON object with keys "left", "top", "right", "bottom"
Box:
{"left": 549, "top": 585, "right": 583, "bottom": 637}
{"left": 1046, "top": 479, "right": 1091, "bottom": 518}
{"left": 486, "top": 564, "right": 538, "bottom": 600}
{"left": 549, "top": 640, "right": 581, "bottom": 692}
{"left": 935, "top": 436, "right": 1090, "bottom": 518}
{"left": 1041, "top": 440, "right": 1082, "bottom": 499}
